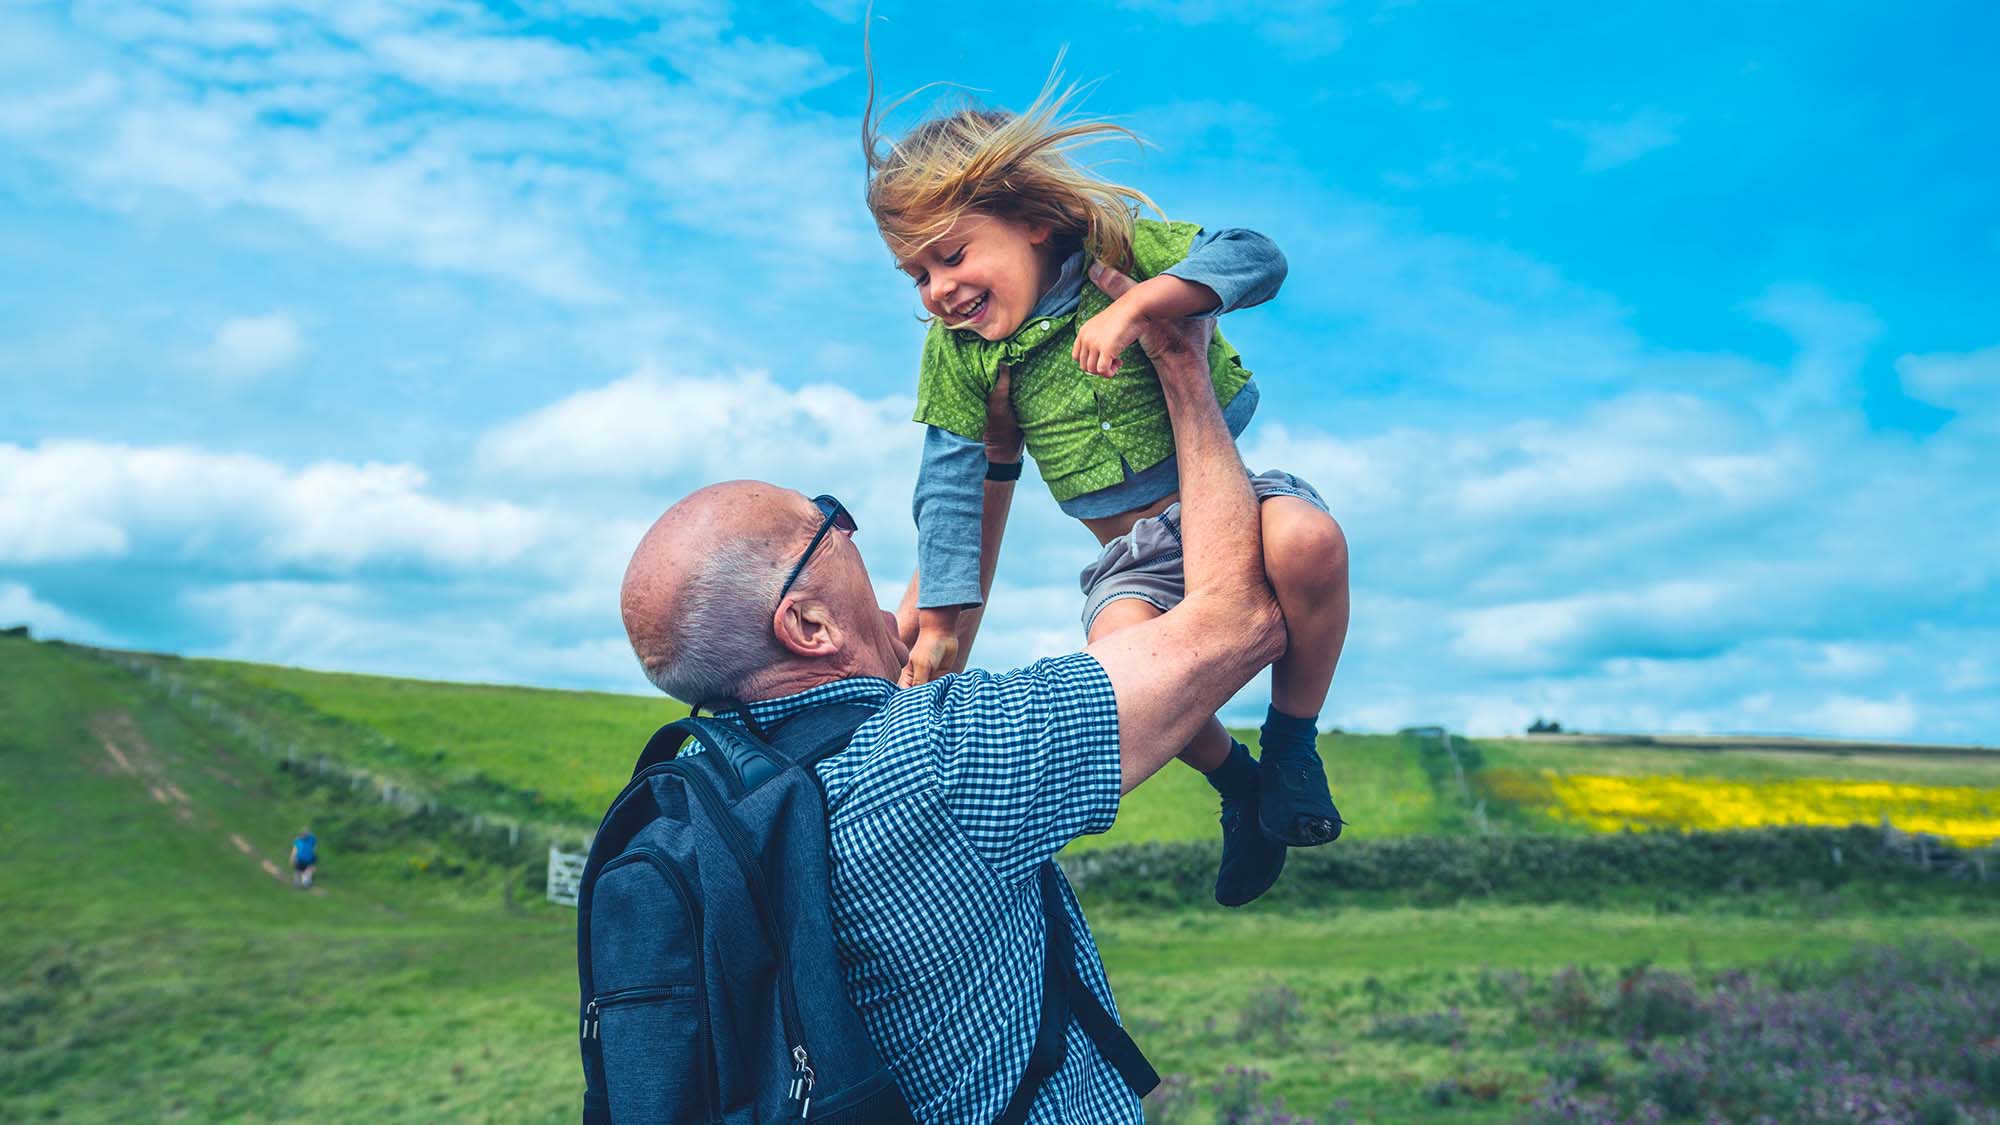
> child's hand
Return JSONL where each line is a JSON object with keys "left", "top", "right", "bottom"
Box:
{"left": 899, "top": 627, "right": 960, "bottom": 687}
{"left": 1073, "top": 299, "right": 1145, "bottom": 379}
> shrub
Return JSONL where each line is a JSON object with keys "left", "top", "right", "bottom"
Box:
{"left": 1533, "top": 940, "right": 2000, "bottom": 1123}
{"left": 1210, "top": 1067, "right": 1316, "bottom": 1124}
{"left": 1366, "top": 1007, "right": 1466, "bottom": 1046}
{"left": 1424, "top": 1074, "right": 1505, "bottom": 1107}
{"left": 1614, "top": 967, "right": 1707, "bottom": 1040}
{"left": 1211, "top": 1066, "right": 1270, "bottom": 1121}
{"left": 1062, "top": 826, "right": 1986, "bottom": 908}
{"left": 1543, "top": 1042, "right": 1610, "bottom": 1089}
{"left": 1237, "top": 985, "right": 1303, "bottom": 1046}
{"left": 1542, "top": 967, "right": 1603, "bottom": 1033}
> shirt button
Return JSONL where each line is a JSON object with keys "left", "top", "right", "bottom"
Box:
{"left": 1100, "top": 421, "right": 1112, "bottom": 431}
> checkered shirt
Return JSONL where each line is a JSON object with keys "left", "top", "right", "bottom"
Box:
{"left": 704, "top": 652, "right": 1140, "bottom": 1124}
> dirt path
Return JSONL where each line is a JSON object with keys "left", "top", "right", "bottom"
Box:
{"left": 93, "top": 711, "right": 324, "bottom": 894}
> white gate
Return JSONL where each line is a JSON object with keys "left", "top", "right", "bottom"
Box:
{"left": 546, "top": 845, "right": 588, "bottom": 906}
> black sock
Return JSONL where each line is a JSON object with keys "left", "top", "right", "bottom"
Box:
{"left": 1260, "top": 705, "right": 1319, "bottom": 761}
{"left": 1203, "top": 740, "right": 1259, "bottom": 799}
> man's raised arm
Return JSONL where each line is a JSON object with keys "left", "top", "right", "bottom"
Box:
{"left": 1080, "top": 263, "right": 1287, "bottom": 792}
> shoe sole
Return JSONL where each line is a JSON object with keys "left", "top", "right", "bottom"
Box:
{"left": 1260, "top": 809, "right": 1343, "bottom": 848}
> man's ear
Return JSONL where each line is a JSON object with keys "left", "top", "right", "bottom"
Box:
{"left": 773, "top": 596, "right": 842, "bottom": 659}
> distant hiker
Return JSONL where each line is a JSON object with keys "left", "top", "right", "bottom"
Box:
{"left": 613, "top": 293, "right": 1284, "bottom": 1121}
{"left": 291, "top": 829, "right": 316, "bottom": 889}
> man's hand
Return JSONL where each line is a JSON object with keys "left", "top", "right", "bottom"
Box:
{"left": 900, "top": 626, "right": 960, "bottom": 687}
{"left": 1088, "top": 263, "right": 1214, "bottom": 372}
{"left": 1072, "top": 298, "right": 1144, "bottom": 378}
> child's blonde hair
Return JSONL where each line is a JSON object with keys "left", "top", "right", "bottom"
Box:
{"left": 862, "top": 51, "right": 1158, "bottom": 274}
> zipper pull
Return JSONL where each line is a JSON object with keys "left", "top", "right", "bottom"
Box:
{"left": 787, "top": 1045, "right": 814, "bottom": 1118}
{"left": 582, "top": 1000, "right": 598, "bottom": 1041}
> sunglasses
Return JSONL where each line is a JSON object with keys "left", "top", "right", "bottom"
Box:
{"left": 776, "top": 494, "right": 858, "bottom": 605}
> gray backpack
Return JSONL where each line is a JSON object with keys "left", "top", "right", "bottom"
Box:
{"left": 576, "top": 700, "right": 1155, "bottom": 1123}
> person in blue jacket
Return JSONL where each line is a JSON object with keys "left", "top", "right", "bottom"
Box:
{"left": 291, "top": 828, "right": 317, "bottom": 889}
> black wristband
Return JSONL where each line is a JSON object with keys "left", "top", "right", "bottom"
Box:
{"left": 984, "top": 459, "right": 1023, "bottom": 482}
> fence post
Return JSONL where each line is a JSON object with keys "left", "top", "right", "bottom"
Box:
{"left": 546, "top": 845, "right": 587, "bottom": 907}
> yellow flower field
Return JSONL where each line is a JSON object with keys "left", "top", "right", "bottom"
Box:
{"left": 1485, "top": 771, "right": 2000, "bottom": 847}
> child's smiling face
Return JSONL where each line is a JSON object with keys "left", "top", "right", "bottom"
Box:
{"left": 893, "top": 213, "right": 1063, "bottom": 341}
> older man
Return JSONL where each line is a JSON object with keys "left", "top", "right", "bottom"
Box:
{"left": 618, "top": 263, "right": 1286, "bottom": 1123}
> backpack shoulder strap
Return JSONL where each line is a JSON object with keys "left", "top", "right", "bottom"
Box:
{"left": 996, "top": 862, "right": 1159, "bottom": 1125}
{"left": 628, "top": 715, "right": 779, "bottom": 782}
{"left": 632, "top": 700, "right": 879, "bottom": 783}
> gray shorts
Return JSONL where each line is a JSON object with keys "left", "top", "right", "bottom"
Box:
{"left": 1078, "top": 469, "right": 1332, "bottom": 635}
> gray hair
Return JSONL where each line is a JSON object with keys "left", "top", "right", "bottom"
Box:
{"left": 641, "top": 538, "right": 806, "bottom": 707}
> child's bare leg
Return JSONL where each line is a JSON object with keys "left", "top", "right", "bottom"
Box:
{"left": 1254, "top": 496, "right": 1351, "bottom": 846}
{"left": 1264, "top": 498, "right": 1351, "bottom": 713}
{"left": 1088, "top": 598, "right": 1283, "bottom": 905}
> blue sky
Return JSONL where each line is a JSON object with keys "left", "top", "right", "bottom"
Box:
{"left": 3, "top": 0, "right": 1995, "bottom": 742}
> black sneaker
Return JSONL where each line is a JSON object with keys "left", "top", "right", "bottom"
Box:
{"left": 1216, "top": 789, "right": 1286, "bottom": 907}
{"left": 1256, "top": 746, "right": 1344, "bottom": 847}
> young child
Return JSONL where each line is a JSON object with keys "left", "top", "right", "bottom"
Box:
{"left": 865, "top": 80, "right": 1350, "bottom": 907}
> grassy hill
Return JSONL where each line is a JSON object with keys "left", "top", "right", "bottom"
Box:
{"left": 7, "top": 633, "right": 1999, "bottom": 1122}
{"left": 118, "top": 648, "right": 2000, "bottom": 852}
{"left": 0, "top": 636, "right": 577, "bottom": 1121}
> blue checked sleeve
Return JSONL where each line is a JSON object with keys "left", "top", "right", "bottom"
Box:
{"left": 923, "top": 653, "right": 1121, "bottom": 886}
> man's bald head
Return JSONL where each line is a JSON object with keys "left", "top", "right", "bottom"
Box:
{"left": 622, "top": 480, "right": 822, "bottom": 705}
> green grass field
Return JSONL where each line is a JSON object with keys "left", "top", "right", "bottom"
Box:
{"left": 1475, "top": 733, "right": 2000, "bottom": 788}
{"left": 6, "top": 634, "right": 1998, "bottom": 1122}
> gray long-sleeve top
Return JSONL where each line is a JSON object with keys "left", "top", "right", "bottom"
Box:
{"left": 913, "top": 226, "right": 1285, "bottom": 609}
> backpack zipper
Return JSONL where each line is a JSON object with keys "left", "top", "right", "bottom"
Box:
{"left": 677, "top": 764, "right": 813, "bottom": 1115}
{"left": 592, "top": 984, "right": 692, "bottom": 1010}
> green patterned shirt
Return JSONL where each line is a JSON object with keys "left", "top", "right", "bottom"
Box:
{"left": 912, "top": 219, "right": 1252, "bottom": 503}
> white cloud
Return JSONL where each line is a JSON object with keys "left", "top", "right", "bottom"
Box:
{"left": 0, "top": 440, "right": 548, "bottom": 571}
{"left": 0, "top": 69, "right": 119, "bottom": 134}
{"left": 1896, "top": 344, "right": 2000, "bottom": 429}
{"left": 1558, "top": 111, "right": 1682, "bottom": 172}
{"left": 475, "top": 361, "right": 919, "bottom": 525}
{"left": 1449, "top": 579, "right": 1734, "bottom": 671}
{"left": 205, "top": 312, "right": 303, "bottom": 381}
{"left": 1944, "top": 658, "right": 1988, "bottom": 693}
{"left": 1747, "top": 284, "right": 1882, "bottom": 423}
{"left": 1803, "top": 693, "right": 1918, "bottom": 740}
{"left": 1801, "top": 643, "right": 1886, "bottom": 679}
{"left": 1451, "top": 394, "right": 1799, "bottom": 518}
{"left": 187, "top": 579, "right": 649, "bottom": 691}
{"left": 0, "top": 581, "right": 91, "bottom": 638}
{"left": 0, "top": 1, "right": 874, "bottom": 303}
